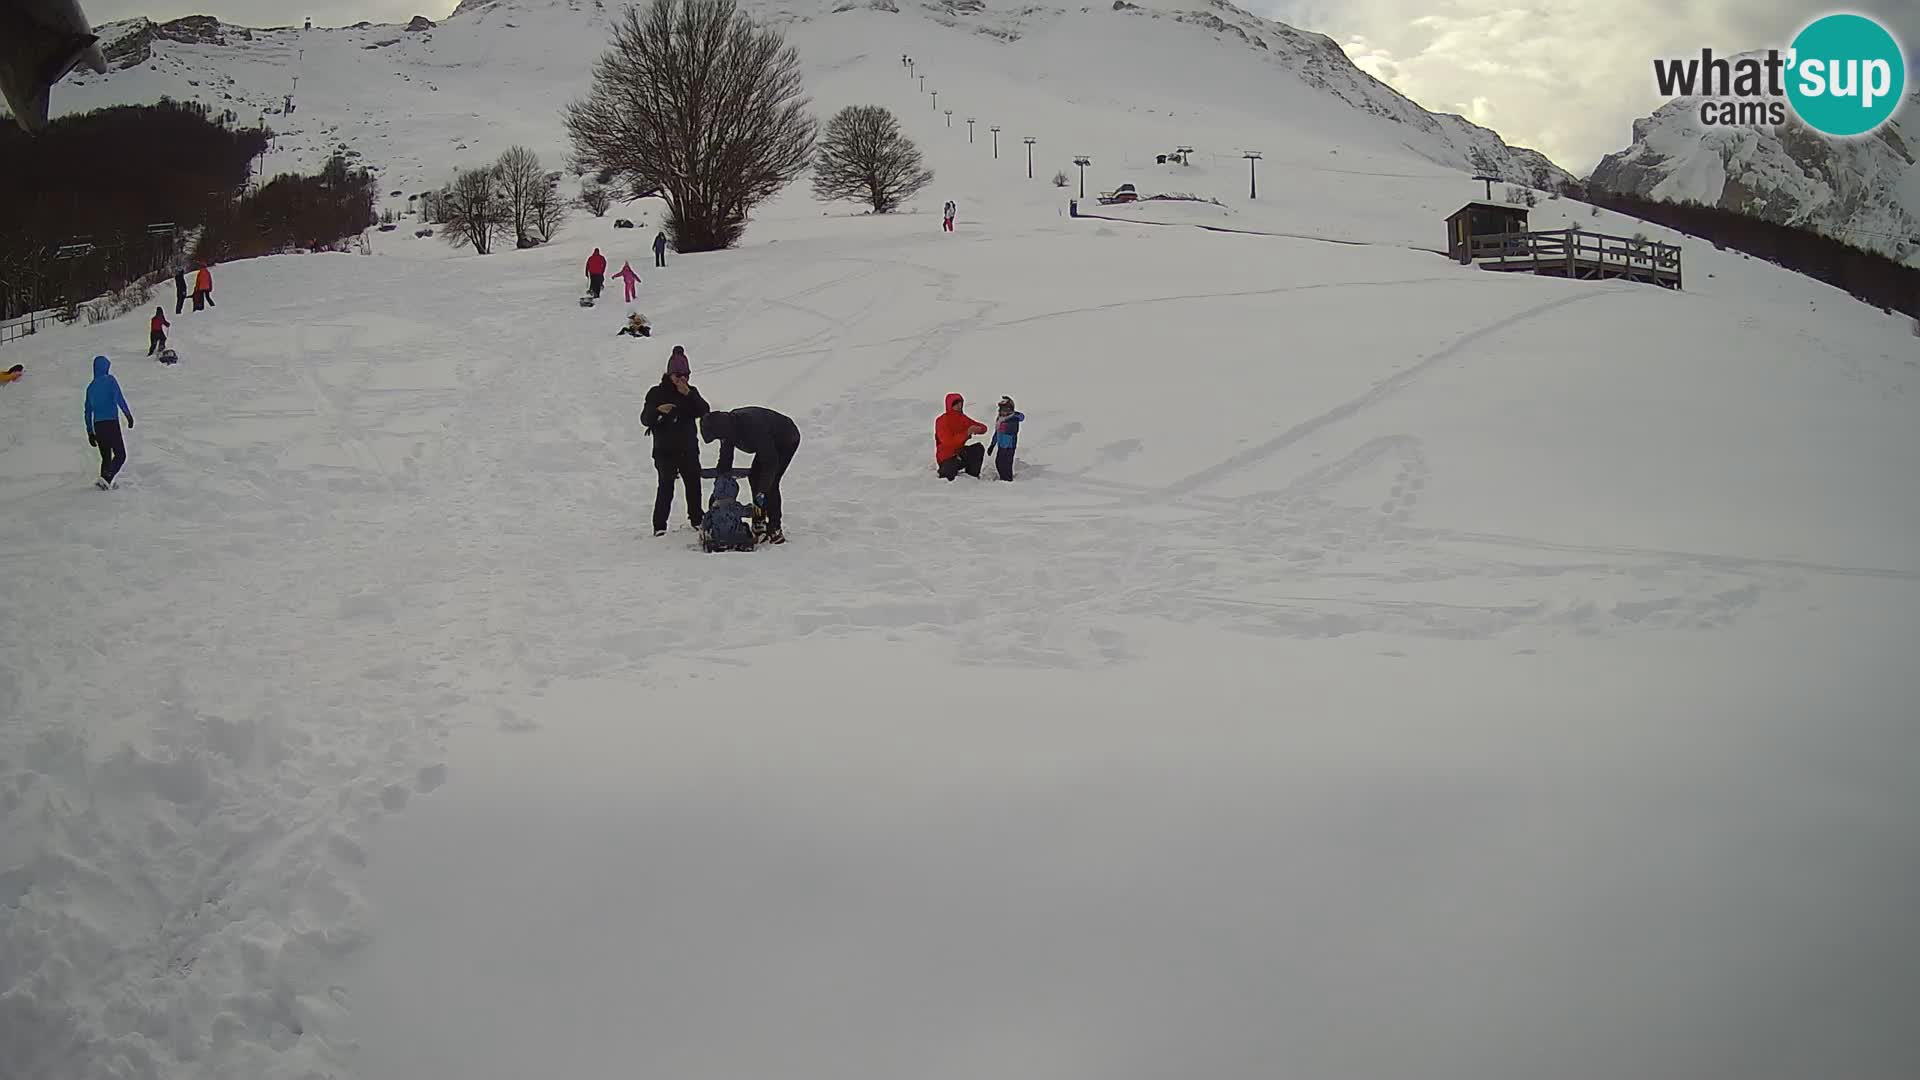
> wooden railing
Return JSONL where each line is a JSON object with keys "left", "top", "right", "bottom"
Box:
{"left": 1466, "top": 229, "right": 1682, "bottom": 287}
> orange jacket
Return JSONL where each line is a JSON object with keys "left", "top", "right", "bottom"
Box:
{"left": 934, "top": 393, "right": 985, "bottom": 461}
{"left": 0, "top": 369, "right": 22, "bottom": 384}
{"left": 195, "top": 267, "right": 212, "bottom": 292}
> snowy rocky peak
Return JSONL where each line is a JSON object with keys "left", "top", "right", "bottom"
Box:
{"left": 99, "top": 16, "right": 257, "bottom": 69}
{"left": 1590, "top": 90, "right": 1920, "bottom": 265}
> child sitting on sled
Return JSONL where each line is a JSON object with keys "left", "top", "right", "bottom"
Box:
{"left": 616, "top": 312, "right": 652, "bottom": 337}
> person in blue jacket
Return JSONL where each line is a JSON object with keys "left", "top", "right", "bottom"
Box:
{"left": 992, "top": 395, "right": 1023, "bottom": 481}
{"left": 83, "top": 354, "right": 134, "bottom": 488}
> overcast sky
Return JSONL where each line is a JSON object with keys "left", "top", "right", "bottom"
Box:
{"left": 79, "top": 0, "right": 1917, "bottom": 174}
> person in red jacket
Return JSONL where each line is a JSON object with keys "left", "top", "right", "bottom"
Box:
{"left": 584, "top": 248, "right": 607, "bottom": 299}
{"left": 192, "top": 264, "right": 214, "bottom": 310}
{"left": 934, "top": 392, "right": 987, "bottom": 480}
{"left": 147, "top": 307, "right": 169, "bottom": 355}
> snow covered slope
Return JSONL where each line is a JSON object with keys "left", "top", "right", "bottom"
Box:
{"left": 4, "top": 4, "right": 1920, "bottom": 1080}
{"left": 37, "top": 0, "right": 1571, "bottom": 208}
{"left": 1590, "top": 90, "right": 1920, "bottom": 265}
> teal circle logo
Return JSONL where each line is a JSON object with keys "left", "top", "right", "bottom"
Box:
{"left": 1786, "top": 14, "right": 1906, "bottom": 136}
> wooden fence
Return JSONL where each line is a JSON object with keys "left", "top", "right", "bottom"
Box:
{"left": 1467, "top": 229, "right": 1683, "bottom": 289}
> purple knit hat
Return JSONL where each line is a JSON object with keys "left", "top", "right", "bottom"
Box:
{"left": 666, "top": 346, "right": 690, "bottom": 378}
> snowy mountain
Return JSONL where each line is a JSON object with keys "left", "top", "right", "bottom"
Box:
{"left": 37, "top": 0, "right": 1572, "bottom": 200}
{"left": 5, "top": 4, "right": 1920, "bottom": 1080}
{"left": 1589, "top": 89, "right": 1920, "bottom": 265}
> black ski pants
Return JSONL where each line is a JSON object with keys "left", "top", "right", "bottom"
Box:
{"left": 995, "top": 445, "right": 1015, "bottom": 481}
{"left": 175, "top": 289, "right": 186, "bottom": 314}
{"left": 93, "top": 419, "right": 127, "bottom": 483}
{"left": 938, "top": 442, "right": 984, "bottom": 480}
{"left": 654, "top": 249, "right": 666, "bottom": 267}
{"left": 148, "top": 329, "right": 165, "bottom": 356}
{"left": 588, "top": 273, "right": 604, "bottom": 298}
{"left": 746, "top": 434, "right": 800, "bottom": 531}
{"left": 654, "top": 453, "right": 703, "bottom": 532}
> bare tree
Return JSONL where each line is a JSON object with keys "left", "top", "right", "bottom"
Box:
{"left": 494, "top": 145, "right": 547, "bottom": 248}
{"left": 439, "top": 167, "right": 508, "bottom": 255}
{"left": 530, "top": 175, "right": 570, "bottom": 242}
{"left": 580, "top": 183, "right": 614, "bottom": 217}
{"left": 564, "top": 0, "right": 816, "bottom": 252}
{"left": 810, "top": 105, "right": 933, "bottom": 214}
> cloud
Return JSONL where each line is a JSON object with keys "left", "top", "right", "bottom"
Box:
{"left": 1260, "top": 0, "right": 1920, "bottom": 175}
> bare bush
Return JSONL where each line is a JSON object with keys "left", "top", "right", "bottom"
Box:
{"left": 810, "top": 105, "right": 932, "bottom": 213}
{"left": 580, "top": 183, "right": 613, "bottom": 217}
{"left": 530, "top": 175, "right": 570, "bottom": 242}
{"left": 565, "top": 0, "right": 816, "bottom": 251}
{"left": 1051, "top": 170, "right": 1069, "bottom": 188}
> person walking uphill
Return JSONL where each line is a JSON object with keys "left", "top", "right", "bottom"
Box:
{"left": 652, "top": 231, "right": 668, "bottom": 268}
{"left": 173, "top": 268, "right": 188, "bottom": 314}
{"left": 585, "top": 247, "right": 607, "bottom": 299}
{"left": 640, "top": 346, "right": 710, "bottom": 536}
{"left": 192, "top": 264, "right": 214, "bottom": 311}
{"left": 700, "top": 405, "right": 799, "bottom": 544}
{"left": 83, "top": 355, "right": 135, "bottom": 489}
{"left": 935, "top": 392, "right": 987, "bottom": 480}
{"left": 614, "top": 260, "right": 642, "bottom": 303}
{"left": 943, "top": 200, "right": 956, "bottom": 232}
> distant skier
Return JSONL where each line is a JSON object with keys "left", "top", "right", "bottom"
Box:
{"left": 934, "top": 392, "right": 987, "bottom": 480}
{"left": 614, "top": 259, "right": 642, "bottom": 303}
{"left": 943, "top": 200, "right": 956, "bottom": 232}
{"left": 700, "top": 405, "right": 800, "bottom": 544}
{"left": 173, "top": 268, "right": 188, "bottom": 314}
{"left": 640, "top": 347, "right": 709, "bottom": 536}
{"left": 192, "top": 264, "right": 214, "bottom": 310}
{"left": 991, "top": 395, "right": 1023, "bottom": 480}
{"left": 652, "top": 230, "right": 668, "bottom": 268}
{"left": 585, "top": 247, "right": 606, "bottom": 299}
{"left": 83, "top": 354, "right": 134, "bottom": 489}
{"left": 147, "top": 306, "right": 168, "bottom": 356}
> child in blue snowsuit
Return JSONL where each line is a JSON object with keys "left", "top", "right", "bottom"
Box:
{"left": 993, "top": 396, "right": 1023, "bottom": 481}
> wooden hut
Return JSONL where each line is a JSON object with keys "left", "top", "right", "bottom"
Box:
{"left": 1446, "top": 201, "right": 1530, "bottom": 264}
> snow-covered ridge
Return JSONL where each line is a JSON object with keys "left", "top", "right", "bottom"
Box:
{"left": 1589, "top": 90, "right": 1920, "bottom": 265}
{"left": 45, "top": 0, "right": 1570, "bottom": 195}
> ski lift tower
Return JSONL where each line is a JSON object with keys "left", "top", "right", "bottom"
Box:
{"left": 1473, "top": 174, "right": 1501, "bottom": 200}
{"left": 147, "top": 222, "right": 177, "bottom": 272}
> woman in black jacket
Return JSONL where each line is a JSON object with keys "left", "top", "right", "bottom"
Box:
{"left": 639, "top": 347, "right": 709, "bottom": 536}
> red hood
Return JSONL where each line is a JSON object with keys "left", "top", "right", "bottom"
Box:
{"left": 945, "top": 393, "right": 964, "bottom": 411}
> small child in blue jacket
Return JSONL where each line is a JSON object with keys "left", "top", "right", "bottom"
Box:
{"left": 992, "top": 396, "right": 1023, "bottom": 481}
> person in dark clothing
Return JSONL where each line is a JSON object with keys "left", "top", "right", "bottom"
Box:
{"left": 639, "top": 346, "right": 709, "bottom": 536}
{"left": 653, "top": 231, "right": 668, "bottom": 268}
{"left": 83, "top": 354, "right": 134, "bottom": 488}
{"left": 700, "top": 405, "right": 800, "bottom": 543}
{"left": 173, "top": 269, "right": 188, "bottom": 314}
